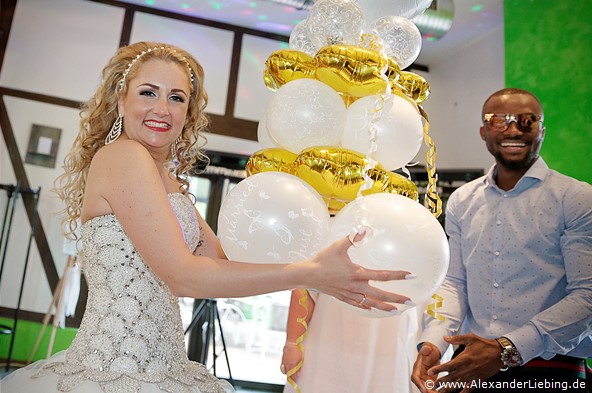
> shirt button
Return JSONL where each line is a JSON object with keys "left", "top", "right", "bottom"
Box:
{"left": 492, "top": 315, "right": 498, "bottom": 320}
{"left": 503, "top": 194, "right": 508, "bottom": 198}
{"left": 496, "top": 220, "right": 502, "bottom": 225}
{"left": 494, "top": 251, "right": 500, "bottom": 256}
{"left": 493, "top": 282, "right": 499, "bottom": 288}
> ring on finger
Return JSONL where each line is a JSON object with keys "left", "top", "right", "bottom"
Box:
{"left": 358, "top": 293, "right": 367, "bottom": 307}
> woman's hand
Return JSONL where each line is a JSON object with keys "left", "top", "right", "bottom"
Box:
{"left": 306, "top": 230, "right": 413, "bottom": 312}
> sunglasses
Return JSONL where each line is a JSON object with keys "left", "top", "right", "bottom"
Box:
{"left": 482, "top": 113, "right": 544, "bottom": 133}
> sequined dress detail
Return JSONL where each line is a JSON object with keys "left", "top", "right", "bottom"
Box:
{"left": 2, "top": 193, "right": 233, "bottom": 393}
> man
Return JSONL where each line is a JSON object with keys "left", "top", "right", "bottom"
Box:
{"left": 411, "top": 88, "right": 591, "bottom": 393}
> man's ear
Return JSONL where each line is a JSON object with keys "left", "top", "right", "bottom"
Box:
{"left": 479, "top": 126, "right": 486, "bottom": 141}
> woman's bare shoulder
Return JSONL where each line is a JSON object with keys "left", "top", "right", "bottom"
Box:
{"left": 92, "top": 139, "right": 153, "bottom": 168}
{"left": 83, "top": 140, "right": 163, "bottom": 220}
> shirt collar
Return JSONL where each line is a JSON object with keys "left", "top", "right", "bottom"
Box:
{"left": 485, "top": 157, "right": 549, "bottom": 190}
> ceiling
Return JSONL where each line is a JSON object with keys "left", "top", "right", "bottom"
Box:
{"left": 117, "top": 0, "right": 503, "bottom": 67}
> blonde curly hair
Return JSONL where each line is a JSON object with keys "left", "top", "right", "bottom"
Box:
{"left": 54, "top": 42, "right": 210, "bottom": 238}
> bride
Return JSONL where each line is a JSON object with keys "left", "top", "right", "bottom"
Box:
{"left": 1, "top": 41, "right": 412, "bottom": 392}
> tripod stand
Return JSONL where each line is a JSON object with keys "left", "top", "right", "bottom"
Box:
{"left": 185, "top": 299, "right": 234, "bottom": 383}
{"left": 0, "top": 184, "right": 41, "bottom": 371}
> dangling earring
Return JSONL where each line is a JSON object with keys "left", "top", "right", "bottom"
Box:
{"left": 171, "top": 136, "right": 183, "bottom": 159}
{"left": 105, "top": 116, "right": 123, "bottom": 145}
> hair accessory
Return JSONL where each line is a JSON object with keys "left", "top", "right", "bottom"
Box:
{"left": 105, "top": 115, "right": 123, "bottom": 145}
{"left": 118, "top": 46, "right": 195, "bottom": 93}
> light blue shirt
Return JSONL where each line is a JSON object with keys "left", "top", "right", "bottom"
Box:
{"left": 420, "top": 158, "right": 592, "bottom": 362}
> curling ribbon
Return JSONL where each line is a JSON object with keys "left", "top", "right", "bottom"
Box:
{"left": 426, "top": 294, "right": 446, "bottom": 322}
{"left": 418, "top": 107, "right": 443, "bottom": 218}
{"left": 286, "top": 289, "right": 310, "bottom": 393}
{"left": 357, "top": 34, "right": 392, "bottom": 200}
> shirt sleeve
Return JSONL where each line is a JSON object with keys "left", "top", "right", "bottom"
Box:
{"left": 419, "top": 190, "right": 470, "bottom": 357}
{"left": 506, "top": 182, "right": 592, "bottom": 362}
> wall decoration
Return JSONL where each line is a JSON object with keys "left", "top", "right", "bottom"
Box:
{"left": 25, "top": 124, "right": 61, "bottom": 168}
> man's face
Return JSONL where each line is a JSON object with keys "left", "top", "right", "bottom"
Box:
{"left": 480, "top": 93, "right": 545, "bottom": 171}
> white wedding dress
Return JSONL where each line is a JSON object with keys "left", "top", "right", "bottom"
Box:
{"left": 1, "top": 193, "right": 234, "bottom": 393}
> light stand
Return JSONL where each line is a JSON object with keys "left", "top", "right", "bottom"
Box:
{"left": 0, "top": 184, "right": 41, "bottom": 371}
{"left": 185, "top": 299, "right": 234, "bottom": 384}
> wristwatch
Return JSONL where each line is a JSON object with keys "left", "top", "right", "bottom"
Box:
{"left": 496, "top": 337, "right": 523, "bottom": 370}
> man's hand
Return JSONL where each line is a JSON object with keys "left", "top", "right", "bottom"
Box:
{"left": 412, "top": 342, "right": 442, "bottom": 393}
{"left": 428, "top": 333, "right": 505, "bottom": 393}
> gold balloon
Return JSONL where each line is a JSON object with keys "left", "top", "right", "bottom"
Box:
{"left": 293, "top": 146, "right": 418, "bottom": 213}
{"left": 314, "top": 45, "right": 401, "bottom": 99}
{"left": 398, "top": 71, "right": 431, "bottom": 104}
{"left": 263, "top": 50, "right": 315, "bottom": 91}
{"left": 246, "top": 148, "right": 298, "bottom": 176}
{"left": 246, "top": 147, "right": 419, "bottom": 214}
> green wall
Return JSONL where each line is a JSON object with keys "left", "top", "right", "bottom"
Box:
{"left": 0, "top": 318, "right": 77, "bottom": 363}
{"left": 505, "top": 0, "right": 592, "bottom": 184}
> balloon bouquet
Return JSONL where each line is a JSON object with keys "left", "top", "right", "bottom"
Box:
{"left": 217, "top": 0, "right": 448, "bottom": 319}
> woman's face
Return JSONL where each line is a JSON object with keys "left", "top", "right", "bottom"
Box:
{"left": 118, "top": 58, "right": 190, "bottom": 159}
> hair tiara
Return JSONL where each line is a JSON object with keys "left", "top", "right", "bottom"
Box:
{"left": 117, "top": 46, "right": 195, "bottom": 93}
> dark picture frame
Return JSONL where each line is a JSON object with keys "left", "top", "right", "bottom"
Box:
{"left": 25, "top": 124, "right": 62, "bottom": 168}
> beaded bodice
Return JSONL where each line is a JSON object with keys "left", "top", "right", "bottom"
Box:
{"left": 34, "top": 193, "right": 228, "bottom": 393}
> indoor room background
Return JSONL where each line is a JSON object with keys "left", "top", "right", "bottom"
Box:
{"left": 0, "top": 0, "right": 590, "bottom": 388}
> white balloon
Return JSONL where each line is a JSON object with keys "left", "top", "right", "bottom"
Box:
{"left": 307, "top": 0, "right": 364, "bottom": 48}
{"left": 289, "top": 19, "right": 318, "bottom": 56}
{"left": 357, "top": 0, "right": 433, "bottom": 26}
{"left": 266, "top": 79, "right": 346, "bottom": 153}
{"left": 329, "top": 193, "right": 449, "bottom": 318}
{"left": 370, "top": 16, "right": 422, "bottom": 69}
{"left": 341, "top": 94, "right": 423, "bottom": 171}
{"left": 218, "top": 172, "right": 331, "bottom": 264}
{"left": 256, "top": 115, "right": 280, "bottom": 149}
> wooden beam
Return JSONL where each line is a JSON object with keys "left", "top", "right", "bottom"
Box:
{"left": 0, "top": 94, "right": 60, "bottom": 291}
{"left": 0, "top": 0, "right": 17, "bottom": 74}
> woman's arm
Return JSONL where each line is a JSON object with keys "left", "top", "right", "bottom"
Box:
{"left": 192, "top": 210, "right": 226, "bottom": 259}
{"left": 85, "top": 141, "right": 411, "bottom": 310}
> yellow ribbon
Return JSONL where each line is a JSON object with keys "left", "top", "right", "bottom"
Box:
{"left": 426, "top": 294, "right": 446, "bottom": 322}
{"left": 419, "top": 107, "right": 443, "bottom": 218}
{"left": 286, "top": 289, "right": 310, "bottom": 393}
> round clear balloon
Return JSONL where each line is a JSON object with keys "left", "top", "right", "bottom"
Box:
{"left": 329, "top": 193, "right": 449, "bottom": 317}
{"left": 218, "top": 172, "right": 331, "bottom": 264}
{"left": 341, "top": 93, "right": 424, "bottom": 171}
{"left": 357, "top": 0, "right": 433, "bottom": 26}
{"left": 307, "top": 0, "right": 364, "bottom": 49}
{"left": 266, "top": 78, "right": 347, "bottom": 153}
{"left": 256, "top": 115, "right": 280, "bottom": 149}
{"left": 370, "top": 16, "right": 422, "bottom": 69}
{"left": 289, "top": 19, "right": 318, "bottom": 57}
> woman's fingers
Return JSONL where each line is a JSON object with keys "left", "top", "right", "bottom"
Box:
{"left": 318, "top": 234, "right": 416, "bottom": 311}
{"left": 333, "top": 288, "right": 408, "bottom": 312}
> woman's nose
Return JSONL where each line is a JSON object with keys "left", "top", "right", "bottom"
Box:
{"left": 153, "top": 97, "right": 170, "bottom": 116}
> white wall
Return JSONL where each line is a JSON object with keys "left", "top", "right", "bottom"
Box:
{"left": 0, "top": 0, "right": 504, "bottom": 313}
{"left": 0, "top": 0, "right": 125, "bottom": 313}
{"left": 418, "top": 27, "right": 505, "bottom": 172}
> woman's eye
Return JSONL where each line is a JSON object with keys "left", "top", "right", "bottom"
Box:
{"left": 170, "top": 95, "right": 185, "bottom": 103}
{"left": 139, "top": 90, "right": 156, "bottom": 97}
